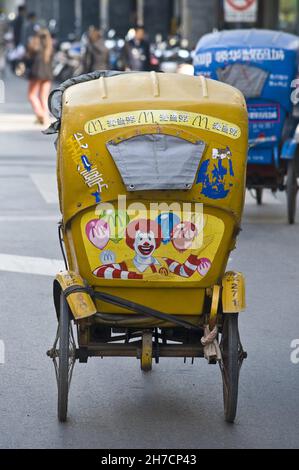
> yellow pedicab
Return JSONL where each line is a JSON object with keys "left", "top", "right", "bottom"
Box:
{"left": 46, "top": 71, "right": 248, "bottom": 423}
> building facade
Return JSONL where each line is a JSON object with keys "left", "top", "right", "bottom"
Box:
{"left": 4, "top": 0, "right": 288, "bottom": 45}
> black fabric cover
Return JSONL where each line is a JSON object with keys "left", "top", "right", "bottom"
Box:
{"left": 44, "top": 70, "right": 130, "bottom": 135}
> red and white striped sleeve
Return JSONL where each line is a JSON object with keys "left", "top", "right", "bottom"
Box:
{"left": 93, "top": 262, "right": 143, "bottom": 280}
{"left": 163, "top": 255, "right": 211, "bottom": 278}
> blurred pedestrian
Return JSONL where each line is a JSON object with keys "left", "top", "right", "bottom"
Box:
{"left": 123, "top": 25, "right": 151, "bottom": 71}
{"left": 83, "top": 27, "right": 109, "bottom": 73}
{"left": 24, "top": 12, "right": 39, "bottom": 47}
{"left": 12, "top": 4, "right": 27, "bottom": 47}
{"left": 0, "top": 10, "right": 8, "bottom": 78}
{"left": 27, "top": 28, "right": 53, "bottom": 126}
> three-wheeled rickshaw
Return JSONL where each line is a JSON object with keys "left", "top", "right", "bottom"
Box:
{"left": 46, "top": 71, "right": 247, "bottom": 423}
{"left": 194, "top": 29, "right": 299, "bottom": 223}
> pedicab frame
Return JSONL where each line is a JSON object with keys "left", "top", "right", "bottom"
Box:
{"left": 46, "top": 71, "right": 248, "bottom": 423}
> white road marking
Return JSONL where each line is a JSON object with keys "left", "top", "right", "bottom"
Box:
{"left": 30, "top": 173, "right": 58, "bottom": 204}
{"left": 0, "top": 253, "right": 64, "bottom": 276}
{"left": 0, "top": 160, "right": 55, "bottom": 166}
{"left": 0, "top": 113, "right": 52, "bottom": 132}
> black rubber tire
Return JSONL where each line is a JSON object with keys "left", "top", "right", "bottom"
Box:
{"left": 220, "top": 314, "right": 239, "bottom": 424}
{"left": 57, "top": 292, "right": 71, "bottom": 422}
{"left": 256, "top": 188, "right": 263, "bottom": 206}
{"left": 287, "top": 159, "right": 298, "bottom": 225}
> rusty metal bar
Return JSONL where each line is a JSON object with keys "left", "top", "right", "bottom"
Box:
{"left": 77, "top": 343, "right": 204, "bottom": 359}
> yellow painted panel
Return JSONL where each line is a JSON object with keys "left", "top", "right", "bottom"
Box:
{"left": 55, "top": 271, "right": 97, "bottom": 319}
{"left": 56, "top": 73, "right": 247, "bottom": 317}
{"left": 222, "top": 271, "right": 246, "bottom": 313}
{"left": 93, "top": 286, "right": 206, "bottom": 316}
{"left": 58, "top": 73, "right": 248, "bottom": 226}
{"left": 80, "top": 208, "right": 224, "bottom": 284}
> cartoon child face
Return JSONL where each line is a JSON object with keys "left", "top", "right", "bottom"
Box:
{"left": 172, "top": 222, "right": 198, "bottom": 252}
{"left": 86, "top": 219, "right": 110, "bottom": 250}
{"left": 134, "top": 230, "right": 156, "bottom": 257}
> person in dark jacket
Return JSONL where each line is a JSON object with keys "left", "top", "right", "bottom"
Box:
{"left": 83, "top": 27, "right": 109, "bottom": 73}
{"left": 12, "top": 5, "right": 26, "bottom": 47}
{"left": 123, "top": 25, "right": 151, "bottom": 71}
{"left": 24, "top": 12, "right": 39, "bottom": 47}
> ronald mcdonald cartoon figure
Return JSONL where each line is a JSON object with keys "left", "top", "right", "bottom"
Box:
{"left": 93, "top": 218, "right": 211, "bottom": 280}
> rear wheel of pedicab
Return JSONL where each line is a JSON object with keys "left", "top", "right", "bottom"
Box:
{"left": 256, "top": 188, "right": 263, "bottom": 205}
{"left": 56, "top": 292, "right": 76, "bottom": 422}
{"left": 220, "top": 314, "right": 241, "bottom": 423}
{"left": 287, "top": 158, "right": 298, "bottom": 225}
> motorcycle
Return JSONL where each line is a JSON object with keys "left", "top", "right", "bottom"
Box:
{"left": 152, "top": 36, "right": 194, "bottom": 74}
{"left": 52, "top": 40, "right": 83, "bottom": 83}
{"left": 104, "top": 29, "right": 125, "bottom": 71}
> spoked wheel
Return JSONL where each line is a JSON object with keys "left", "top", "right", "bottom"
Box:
{"left": 256, "top": 188, "right": 263, "bottom": 206}
{"left": 219, "top": 314, "right": 246, "bottom": 423}
{"left": 50, "top": 292, "right": 77, "bottom": 422}
{"left": 287, "top": 158, "right": 298, "bottom": 225}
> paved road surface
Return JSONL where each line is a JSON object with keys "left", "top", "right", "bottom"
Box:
{"left": 0, "top": 74, "right": 299, "bottom": 449}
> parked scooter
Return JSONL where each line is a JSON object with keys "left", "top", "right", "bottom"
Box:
{"left": 152, "top": 36, "right": 193, "bottom": 74}
{"left": 53, "top": 40, "right": 83, "bottom": 83}
{"left": 104, "top": 29, "right": 125, "bottom": 71}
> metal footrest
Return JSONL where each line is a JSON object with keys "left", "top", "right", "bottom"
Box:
{"left": 75, "top": 343, "right": 204, "bottom": 359}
